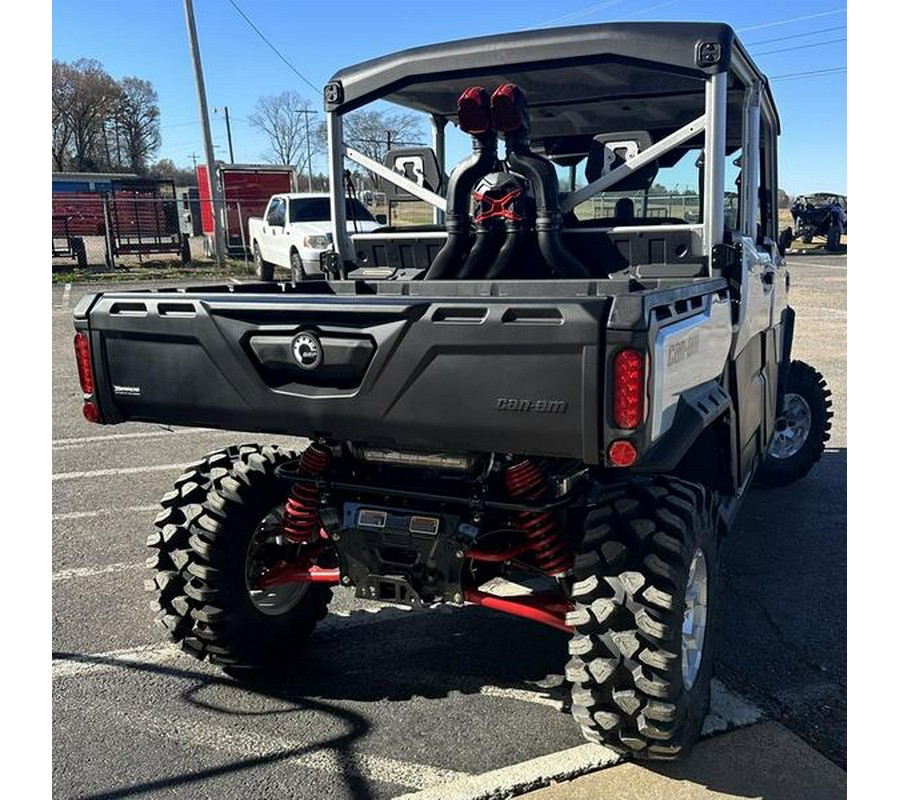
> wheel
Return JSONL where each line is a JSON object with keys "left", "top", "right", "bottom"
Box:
{"left": 290, "top": 249, "right": 306, "bottom": 283}
{"left": 777, "top": 227, "right": 793, "bottom": 257}
{"left": 825, "top": 219, "right": 842, "bottom": 251}
{"left": 180, "top": 235, "right": 192, "bottom": 265}
{"left": 566, "top": 476, "right": 719, "bottom": 760}
{"left": 145, "top": 443, "right": 333, "bottom": 669}
{"left": 756, "top": 360, "right": 833, "bottom": 487}
{"left": 253, "top": 242, "right": 274, "bottom": 281}
{"left": 72, "top": 237, "right": 87, "bottom": 268}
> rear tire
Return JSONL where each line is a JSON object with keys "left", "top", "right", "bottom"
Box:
{"left": 145, "top": 444, "right": 332, "bottom": 670}
{"left": 566, "top": 476, "right": 719, "bottom": 760}
{"left": 253, "top": 242, "right": 274, "bottom": 281}
{"left": 756, "top": 360, "right": 833, "bottom": 487}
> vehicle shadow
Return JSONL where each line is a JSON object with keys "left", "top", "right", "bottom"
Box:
{"left": 52, "top": 609, "right": 571, "bottom": 800}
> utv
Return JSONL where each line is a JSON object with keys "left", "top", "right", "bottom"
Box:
{"left": 72, "top": 22, "right": 832, "bottom": 760}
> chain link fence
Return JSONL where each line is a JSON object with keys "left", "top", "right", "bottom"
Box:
{"left": 52, "top": 192, "right": 220, "bottom": 272}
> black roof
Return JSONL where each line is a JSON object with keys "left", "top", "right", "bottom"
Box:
{"left": 326, "top": 23, "right": 776, "bottom": 138}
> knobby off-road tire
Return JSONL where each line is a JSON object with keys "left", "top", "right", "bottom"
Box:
{"left": 756, "top": 360, "right": 833, "bottom": 487}
{"left": 253, "top": 243, "right": 275, "bottom": 281}
{"left": 146, "top": 443, "right": 332, "bottom": 670}
{"left": 566, "top": 476, "right": 719, "bottom": 760}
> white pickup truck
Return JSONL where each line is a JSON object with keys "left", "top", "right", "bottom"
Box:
{"left": 248, "top": 193, "right": 384, "bottom": 281}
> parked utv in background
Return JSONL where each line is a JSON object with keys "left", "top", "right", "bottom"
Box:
{"left": 779, "top": 193, "right": 846, "bottom": 252}
{"left": 72, "top": 22, "right": 832, "bottom": 760}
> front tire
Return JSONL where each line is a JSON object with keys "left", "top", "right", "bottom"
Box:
{"left": 145, "top": 444, "right": 332, "bottom": 669}
{"left": 253, "top": 242, "right": 274, "bottom": 281}
{"left": 756, "top": 360, "right": 833, "bottom": 487}
{"left": 566, "top": 476, "right": 719, "bottom": 760}
{"left": 290, "top": 249, "right": 306, "bottom": 283}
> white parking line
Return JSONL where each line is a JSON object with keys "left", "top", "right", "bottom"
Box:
{"left": 398, "top": 679, "right": 763, "bottom": 800}
{"left": 52, "top": 428, "right": 215, "bottom": 448}
{"left": 52, "top": 562, "right": 145, "bottom": 582}
{"left": 790, "top": 261, "right": 847, "bottom": 270}
{"left": 53, "top": 504, "right": 158, "bottom": 522}
{"left": 396, "top": 743, "right": 620, "bottom": 800}
{"left": 53, "top": 463, "right": 188, "bottom": 481}
{"left": 60, "top": 283, "right": 72, "bottom": 310}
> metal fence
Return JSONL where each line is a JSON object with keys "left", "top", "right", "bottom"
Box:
{"left": 52, "top": 192, "right": 208, "bottom": 271}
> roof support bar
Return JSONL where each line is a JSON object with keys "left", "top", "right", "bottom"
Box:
{"left": 740, "top": 82, "right": 760, "bottom": 239}
{"left": 559, "top": 113, "right": 706, "bottom": 214}
{"left": 327, "top": 112, "right": 353, "bottom": 265}
{"left": 430, "top": 115, "right": 447, "bottom": 226}
{"left": 703, "top": 72, "right": 727, "bottom": 254}
{"left": 345, "top": 145, "right": 448, "bottom": 212}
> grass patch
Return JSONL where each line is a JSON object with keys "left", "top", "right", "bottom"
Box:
{"left": 51, "top": 258, "right": 266, "bottom": 285}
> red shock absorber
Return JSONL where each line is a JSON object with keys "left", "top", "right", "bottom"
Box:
{"left": 282, "top": 443, "right": 331, "bottom": 544}
{"left": 505, "top": 459, "right": 573, "bottom": 576}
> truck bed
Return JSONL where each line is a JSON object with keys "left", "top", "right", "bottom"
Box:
{"left": 75, "top": 277, "right": 727, "bottom": 464}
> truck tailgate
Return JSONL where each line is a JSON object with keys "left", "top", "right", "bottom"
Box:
{"left": 78, "top": 290, "right": 609, "bottom": 462}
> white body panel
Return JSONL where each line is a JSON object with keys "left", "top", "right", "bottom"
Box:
{"left": 650, "top": 295, "right": 733, "bottom": 441}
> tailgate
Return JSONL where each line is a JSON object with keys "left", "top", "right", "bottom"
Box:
{"left": 78, "top": 291, "right": 609, "bottom": 462}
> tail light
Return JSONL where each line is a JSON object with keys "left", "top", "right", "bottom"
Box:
{"left": 612, "top": 348, "right": 645, "bottom": 429}
{"left": 73, "top": 332, "right": 94, "bottom": 394}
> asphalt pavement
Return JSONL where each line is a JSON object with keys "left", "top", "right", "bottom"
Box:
{"left": 50, "top": 254, "right": 846, "bottom": 799}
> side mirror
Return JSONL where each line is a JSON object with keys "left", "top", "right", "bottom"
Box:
{"left": 375, "top": 213, "right": 387, "bottom": 225}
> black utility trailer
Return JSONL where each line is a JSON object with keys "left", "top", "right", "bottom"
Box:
{"left": 105, "top": 178, "right": 192, "bottom": 266}
{"left": 73, "top": 22, "right": 832, "bottom": 760}
{"left": 51, "top": 214, "right": 87, "bottom": 268}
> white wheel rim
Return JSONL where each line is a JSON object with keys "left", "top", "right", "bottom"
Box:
{"left": 681, "top": 548, "right": 708, "bottom": 691}
{"left": 245, "top": 508, "right": 309, "bottom": 616}
{"left": 768, "top": 392, "right": 812, "bottom": 460}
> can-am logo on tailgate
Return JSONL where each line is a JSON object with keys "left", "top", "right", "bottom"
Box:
{"left": 292, "top": 332, "right": 322, "bottom": 370}
{"left": 496, "top": 398, "right": 567, "bottom": 413}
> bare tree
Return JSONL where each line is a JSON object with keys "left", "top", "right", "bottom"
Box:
{"left": 114, "top": 77, "right": 162, "bottom": 173}
{"left": 248, "top": 91, "right": 325, "bottom": 175}
{"left": 66, "top": 59, "right": 121, "bottom": 171}
{"left": 52, "top": 60, "right": 76, "bottom": 170}
{"left": 343, "top": 108, "right": 426, "bottom": 188}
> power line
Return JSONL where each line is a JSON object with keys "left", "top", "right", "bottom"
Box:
{"left": 540, "top": 0, "right": 623, "bottom": 27}
{"left": 752, "top": 37, "right": 847, "bottom": 57}
{"left": 225, "top": 0, "right": 320, "bottom": 94}
{"left": 769, "top": 67, "right": 847, "bottom": 81}
{"left": 745, "top": 24, "right": 846, "bottom": 47}
{"left": 737, "top": 8, "right": 846, "bottom": 34}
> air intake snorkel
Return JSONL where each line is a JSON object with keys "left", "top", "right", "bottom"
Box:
{"left": 493, "top": 84, "right": 591, "bottom": 279}
{"left": 424, "top": 87, "right": 498, "bottom": 279}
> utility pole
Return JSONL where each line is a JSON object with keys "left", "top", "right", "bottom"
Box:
{"left": 188, "top": 152, "right": 198, "bottom": 170}
{"left": 294, "top": 108, "right": 318, "bottom": 192}
{"left": 183, "top": 0, "right": 225, "bottom": 266}
{"left": 214, "top": 106, "right": 235, "bottom": 163}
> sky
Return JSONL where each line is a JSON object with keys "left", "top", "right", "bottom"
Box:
{"left": 51, "top": 0, "right": 847, "bottom": 196}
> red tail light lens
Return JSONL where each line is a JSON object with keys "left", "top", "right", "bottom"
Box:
{"left": 608, "top": 439, "right": 638, "bottom": 467}
{"left": 82, "top": 400, "right": 100, "bottom": 423}
{"left": 613, "top": 348, "right": 644, "bottom": 429}
{"left": 73, "top": 332, "right": 94, "bottom": 394}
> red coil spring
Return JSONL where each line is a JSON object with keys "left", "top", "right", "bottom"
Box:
{"left": 282, "top": 444, "right": 331, "bottom": 544}
{"left": 505, "top": 460, "right": 573, "bottom": 576}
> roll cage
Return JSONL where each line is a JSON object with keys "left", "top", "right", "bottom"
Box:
{"left": 322, "top": 22, "right": 781, "bottom": 275}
